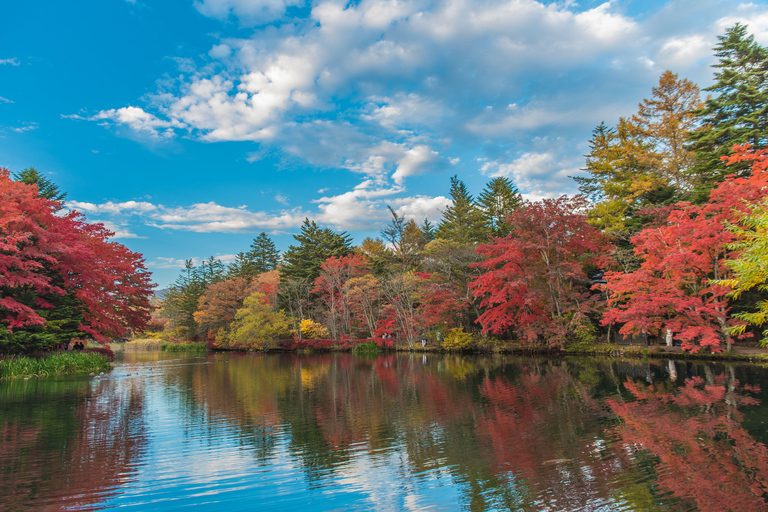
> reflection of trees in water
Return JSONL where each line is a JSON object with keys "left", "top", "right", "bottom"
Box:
{"left": 0, "top": 377, "right": 147, "bottom": 511}
{"left": 184, "top": 353, "right": 768, "bottom": 511}
{"left": 608, "top": 366, "right": 768, "bottom": 512}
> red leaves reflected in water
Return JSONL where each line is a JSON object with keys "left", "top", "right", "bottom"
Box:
{"left": 0, "top": 382, "right": 146, "bottom": 511}
{"left": 608, "top": 370, "right": 768, "bottom": 512}
{"left": 476, "top": 368, "right": 622, "bottom": 510}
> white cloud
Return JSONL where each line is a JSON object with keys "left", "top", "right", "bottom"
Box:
{"left": 0, "top": 58, "right": 19, "bottom": 66}
{"left": 194, "top": 0, "right": 303, "bottom": 25}
{"left": 0, "top": 96, "right": 13, "bottom": 104}
{"left": 68, "top": 200, "right": 158, "bottom": 215}
{"left": 93, "top": 106, "right": 185, "bottom": 138}
{"left": 95, "top": 220, "right": 146, "bottom": 239}
{"left": 87, "top": 0, "right": 768, "bottom": 201}
{"left": 10, "top": 122, "right": 39, "bottom": 133}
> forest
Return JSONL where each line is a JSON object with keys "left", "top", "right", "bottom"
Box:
{"left": 155, "top": 24, "right": 768, "bottom": 354}
{"left": 2, "top": 24, "right": 768, "bottom": 355}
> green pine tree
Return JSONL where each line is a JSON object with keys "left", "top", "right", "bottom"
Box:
{"left": 246, "top": 232, "right": 280, "bottom": 274}
{"left": 477, "top": 177, "right": 522, "bottom": 237}
{"left": 436, "top": 175, "right": 488, "bottom": 244}
{"left": 13, "top": 167, "right": 67, "bottom": 205}
{"left": 688, "top": 24, "right": 768, "bottom": 199}
{"left": 281, "top": 219, "right": 354, "bottom": 281}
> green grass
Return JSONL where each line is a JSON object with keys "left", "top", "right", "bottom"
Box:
{"left": 161, "top": 342, "right": 208, "bottom": 352}
{"left": 0, "top": 352, "right": 110, "bottom": 379}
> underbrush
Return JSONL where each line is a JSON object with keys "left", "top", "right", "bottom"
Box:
{"left": 0, "top": 351, "right": 111, "bottom": 379}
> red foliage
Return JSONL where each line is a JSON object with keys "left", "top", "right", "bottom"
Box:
{"left": 608, "top": 371, "right": 768, "bottom": 512}
{"left": 470, "top": 195, "right": 607, "bottom": 344}
{"left": 0, "top": 170, "right": 154, "bottom": 341}
{"left": 603, "top": 145, "right": 768, "bottom": 352}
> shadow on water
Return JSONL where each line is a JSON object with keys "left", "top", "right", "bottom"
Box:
{"left": 1, "top": 352, "right": 767, "bottom": 511}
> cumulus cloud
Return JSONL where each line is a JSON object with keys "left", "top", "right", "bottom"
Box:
{"left": 92, "top": 106, "right": 185, "bottom": 138}
{"left": 84, "top": 0, "right": 768, "bottom": 201}
{"left": 0, "top": 58, "right": 19, "bottom": 66}
{"left": 194, "top": 0, "right": 304, "bottom": 25}
{"left": 68, "top": 200, "right": 158, "bottom": 215}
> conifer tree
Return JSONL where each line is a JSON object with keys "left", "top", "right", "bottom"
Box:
{"left": 246, "top": 232, "right": 280, "bottom": 274}
{"left": 436, "top": 175, "right": 487, "bottom": 244}
{"left": 688, "top": 24, "right": 768, "bottom": 196}
{"left": 12, "top": 167, "right": 67, "bottom": 203}
{"left": 630, "top": 70, "right": 703, "bottom": 194}
{"left": 477, "top": 177, "right": 522, "bottom": 237}
{"left": 281, "top": 219, "right": 354, "bottom": 281}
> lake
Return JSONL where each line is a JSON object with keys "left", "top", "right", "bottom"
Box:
{"left": 1, "top": 351, "right": 767, "bottom": 511}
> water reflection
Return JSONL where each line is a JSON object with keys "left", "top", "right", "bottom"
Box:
{"left": 0, "top": 375, "right": 147, "bottom": 511}
{"left": 0, "top": 353, "right": 767, "bottom": 511}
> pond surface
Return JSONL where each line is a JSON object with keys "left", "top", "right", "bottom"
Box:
{"left": 2, "top": 352, "right": 768, "bottom": 511}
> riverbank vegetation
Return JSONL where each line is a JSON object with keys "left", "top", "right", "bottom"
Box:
{"left": 151, "top": 25, "right": 768, "bottom": 356}
{"left": 0, "top": 351, "right": 111, "bottom": 379}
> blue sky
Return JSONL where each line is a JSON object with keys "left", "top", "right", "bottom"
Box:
{"left": 2, "top": 0, "right": 768, "bottom": 288}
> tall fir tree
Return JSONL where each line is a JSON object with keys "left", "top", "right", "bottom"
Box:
{"left": 688, "top": 24, "right": 768, "bottom": 198}
{"left": 281, "top": 218, "right": 354, "bottom": 281}
{"left": 246, "top": 232, "right": 280, "bottom": 274}
{"left": 436, "top": 175, "right": 488, "bottom": 244}
{"left": 477, "top": 177, "right": 522, "bottom": 237}
{"left": 13, "top": 167, "right": 67, "bottom": 204}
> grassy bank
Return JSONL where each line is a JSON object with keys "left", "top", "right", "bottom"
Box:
{"left": 0, "top": 352, "right": 111, "bottom": 379}
{"left": 161, "top": 342, "right": 208, "bottom": 352}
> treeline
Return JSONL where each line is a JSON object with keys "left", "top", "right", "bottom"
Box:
{"left": 156, "top": 24, "right": 768, "bottom": 353}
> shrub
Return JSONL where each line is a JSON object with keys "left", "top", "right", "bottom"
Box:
{"left": 441, "top": 328, "right": 475, "bottom": 350}
{"left": 352, "top": 341, "right": 381, "bottom": 355}
{"left": 300, "top": 319, "right": 329, "bottom": 339}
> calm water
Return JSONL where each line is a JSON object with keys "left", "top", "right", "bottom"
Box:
{"left": 2, "top": 352, "right": 768, "bottom": 511}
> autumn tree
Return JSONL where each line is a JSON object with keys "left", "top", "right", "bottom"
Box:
{"left": 688, "top": 24, "right": 768, "bottom": 196}
{"left": 477, "top": 177, "right": 521, "bottom": 237}
{"left": 603, "top": 145, "right": 768, "bottom": 352}
{"left": 193, "top": 277, "right": 253, "bottom": 340}
{"left": 470, "top": 195, "right": 606, "bottom": 345}
{"left": 630, "top": 70, "right": 703, "bottom": 194}
{"left": 380, "top": 207, "right": 422, "bottom": 270}
{"left": 344, "top": 274, "right": 383, "bottom": 337}
{"left": 225, "top": 293, "right": 292, "bottom": 350}
{"left": 574, "top": 120, "right": 665, "bottom": 237}
{"left": 715, "top": 147, "right": 768, "bottom": 344}
{"left": 312, "top": 254, "right": 370, "bottom": 339}
{"left": 0, "top": 169, "right": 153, "bottom": 351}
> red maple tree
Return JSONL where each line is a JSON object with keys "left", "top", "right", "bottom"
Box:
{"left": 602, "top": 145, "right": 768, "bottom": 352}
{"left": 0, "top": 169, "right": 154, "bottom": 345}
{"left": 470, "top": 195, "right": 607, "bottom": 344}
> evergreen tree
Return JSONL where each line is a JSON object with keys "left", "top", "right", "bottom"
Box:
{"left": 688, "top": 24, "right": 768, "bottom": 197}
{"left": 246, "top": 232, "right": 280, "bottom": 274}
{"left": 436, "top": 175, "right": 487, "bottom": 244}
{"left": 421, "top": 218, "right": 436, "bottom": 243}
{"left": 226, "top": 252, "right": 255, "bottom": 280}
{"left": 477, "top": 177, "right": 522, "bottom": 237}
{"left": 281, "top": 218, "right": 354, "bottom": 281}
{"left": 12, "top": 167, "right": 67, "bottom": 203}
